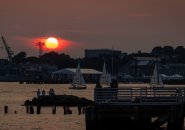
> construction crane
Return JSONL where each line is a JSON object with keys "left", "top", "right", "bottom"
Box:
{"left": 1, "top": 36, "right": 14, "bottom": 61}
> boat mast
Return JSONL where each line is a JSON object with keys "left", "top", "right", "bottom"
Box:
{"left": 111, "top": 46, "right": 114, "bottom": 76}
{"left": 156, "top": 58, "right": 160, "bottom": 85}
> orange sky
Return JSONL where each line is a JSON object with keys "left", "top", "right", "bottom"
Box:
{"left": 0, "top": 0, "right": 185, "bottom": 58}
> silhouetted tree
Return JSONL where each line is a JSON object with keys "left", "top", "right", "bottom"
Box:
{"left": 12, "top": 51, "right": 26, "bottom": 63}
{"left": 162, "top": 46, "right": 174, "bottom": 56}
{"left": 174, "top": 46, "right": 185, "bottom": 63}
{"left": 151, "top": 46, "right": 162, "bottom": 56}
{"left": 26, "top": 56, "right": 39, "bottom": 64}
{"left": 58, "top": 53, "right": 75, "bottom": 68}
{"left": 175, "top": 46, "right": 185, "bottom": 56}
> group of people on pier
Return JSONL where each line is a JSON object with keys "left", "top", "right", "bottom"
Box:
{"left": 37, "top": 88, "right": 55, "bottom": 97}
{"left": 95, "top": 79, "right": 118, "bottom": 101}
{"left": 95, "top": 79, "right": 118, "bottom": 89}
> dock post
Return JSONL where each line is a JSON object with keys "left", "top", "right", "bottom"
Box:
{"left": 4, "top": 106, "right": 8, "bottom": 114}
{"left": 133, "top": 106, "right": 152, "bottom": 130}
{"left": 167, "top": 106, "right": 177, "bottom": 130}
{"left": 52, "top": 106, "right": 56, "bottom": 114}
{"left": 175, "top": 105, "right": 184, "bottom": 130}
{"left": 85, "top": 107, "right": 97, "bottom": 130}
{"left": 167, "top": 106, "right": 184, "bottom": 130}
{"left": 63, "top": 106, "right": 67, "bottom": 115}
{"left": 78, "top": 106, "right": 81, "bottom": 115}
{"left": 30, "top": 105, "right": 34, "bottom": 114}
{"left": 26, "top": 105, "right": 29, "bottom": 113}
{"left": 135, "top": 115, "right": 152, "bottom": 130}
{"left": 37, "top": 105, "right": 41, "bottom": 114}
{"left": 82, "top": 107, "right": 85, "bottom": 114}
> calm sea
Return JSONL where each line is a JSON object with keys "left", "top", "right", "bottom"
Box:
{"left": 1, "top": 82, "right": 184, "bottom": 130}
{"left": 0, "top": 82, "right": 96, "bottom": 130}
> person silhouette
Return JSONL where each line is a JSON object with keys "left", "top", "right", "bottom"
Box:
{"left": 110, "top": 80, "right": 118, "bottom": 100}
{"left": 95, "top": 82, "right": 102, "bottom": 88}
{"left": 42, "top": 89, "right": 45, "bottom": 96}
{"left": 37, "top": 88, "right": 41, "bottom": 97}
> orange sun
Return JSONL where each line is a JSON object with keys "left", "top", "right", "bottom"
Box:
{"left": 45, "top": 37, "right": 59, "bottom": 49}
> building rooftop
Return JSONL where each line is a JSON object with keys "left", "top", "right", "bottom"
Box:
{"left": 53, "top": 68, "right": 102, "bottom": 75}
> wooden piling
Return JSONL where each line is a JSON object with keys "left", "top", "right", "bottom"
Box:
{"left": 167, "top": 106, "right": 176, "bottom": 130}
{"left": 175, "top": 106, "right": 184, "bottom": 130}
{"left": 85, "top": 107, "right": 97, "bottom": 130}
{"left": 167, "top": 106, "right": 184, "bottom": 130}
{"left": 29, "top": 105, "right": 34, "bottom": 114}
{"left": 37, "top": 105, "right": 41, "bottom": 114}
{"left": 26, "top": 105, "right": 29, "bottom": 113}
{"left": 135, "top": 115, "right": 152, "bottom": 130}
{"left": 78, "top": 106, "right": 81, "bottom": 115}
{"left": 52, "top": 106, "right": 56, "bottom": 114}
{"left": 82, "top": 107, "right": 85, "bottom": 114}
{"left": 63, "top": 106, "right": 67, "bottom": 115}
{"left": 4, "top": 106, "right": 8, "bottom": 114}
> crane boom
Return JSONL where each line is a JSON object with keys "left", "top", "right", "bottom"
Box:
{"left": 1, "top": 36, "right": 14, "bottom": 61}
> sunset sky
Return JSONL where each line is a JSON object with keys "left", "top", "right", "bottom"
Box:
{"left": 0, "top": 0, "right": 185, "bottom": 58}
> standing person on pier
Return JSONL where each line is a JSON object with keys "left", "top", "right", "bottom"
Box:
{"left": 42, "top": 89, "right": 45, "bottom": 96}
{"left": 110, "top": 80, "right": 118, "bottom": 100}
{"left": 37, "top": 88, "right": 41, "bottom": 97}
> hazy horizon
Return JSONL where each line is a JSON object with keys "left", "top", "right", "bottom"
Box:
{"left": 1, "top": 0, "right": 185, "bottom": 58}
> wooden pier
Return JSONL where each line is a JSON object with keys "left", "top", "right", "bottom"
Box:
{"left": 85, "top": 87, "right": 185, "bottom": 130}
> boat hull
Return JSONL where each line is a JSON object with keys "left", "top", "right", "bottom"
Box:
{"left": 69, "top": 84, "right": 86, "bottom": 89}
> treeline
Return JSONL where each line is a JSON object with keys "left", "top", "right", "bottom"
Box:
{"left": 12, "top": 51, "right": 106, "bottom": 72}
{"left": 11, "top": 46, "right": 185, "bottom": 73}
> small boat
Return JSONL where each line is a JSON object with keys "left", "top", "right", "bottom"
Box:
{"left": 69, "top": 62, "right": 86, "bottom": 89}
{"left": 150, "top": 63, "right": 164, "bottom": 88}
{"left": 99, "top": 61, "right": 111, "bottom": 87}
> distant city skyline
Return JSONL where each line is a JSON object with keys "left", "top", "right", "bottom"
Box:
{"left": 0, "top": 0, "right": 185, "bottom": 58}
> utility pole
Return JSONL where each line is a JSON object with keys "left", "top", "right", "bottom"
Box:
{"left": 36, "top": 42, "right": 44, "bottom": 58}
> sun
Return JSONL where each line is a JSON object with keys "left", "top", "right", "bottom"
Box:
{"left": 45, "top": 37, "right": 59, "bottom": 49}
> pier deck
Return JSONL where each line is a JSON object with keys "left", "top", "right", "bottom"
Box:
{"left": 86, "top": 87, "right": 185, "bottom": 130}
{"left": 94, "top": 87, "right": 185, "bottom": 105}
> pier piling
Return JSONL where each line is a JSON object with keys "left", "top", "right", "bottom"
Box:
{"left": 85, "top": 107, "right": 97, "bottom": 130}
{"left": 52, "top": 106, "right": 56, "bottom": 114}
{"left": 78, "top": 106, "right": 81, "bottom": 115}
{"left": 37, "top": 105, "right": 41, "bottom": 114}
{"left": 29, "top": 105, "right": 34, "bottom": 114}
{"left": 4, "top": 106, "right": 8, "bottom": 114}
{"left": 26, "top": 105, "right": 29, "bottom": 113}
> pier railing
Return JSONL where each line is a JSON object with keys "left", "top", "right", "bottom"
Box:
{"left": 94, "top": 87, "right": 185, "bottom": 105}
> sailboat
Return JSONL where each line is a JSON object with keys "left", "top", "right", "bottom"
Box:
{"left": 69, "top": 62, "right": 86, "bottom": 89}
{"left": 99, "top": 61, "right": 111, "bottom": 87}
{"left": 150, "top": 63, "right": 164, "bottom": 88}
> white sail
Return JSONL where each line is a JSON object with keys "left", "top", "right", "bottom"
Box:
{"left": 99, "top": 61, "right": 111, "bottom": 86}
{"left": 150, "top": 63, "right": 163, "bottom": 88}
{"left": 70, "top": 62, "right": 86, "bottom": 89}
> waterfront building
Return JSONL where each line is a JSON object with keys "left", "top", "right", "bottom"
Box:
{"left": 52, "top": 68, "right": 101, "bottom": 83}
{"left": 85, "top": 49, "right": 122, "bottom": 58}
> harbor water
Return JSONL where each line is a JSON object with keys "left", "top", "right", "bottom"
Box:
{"left": 1, "top": 82, "right": 185, "bottom": 130}
{"left": 0, "top": 82, "right": 95, "bottom": 130}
